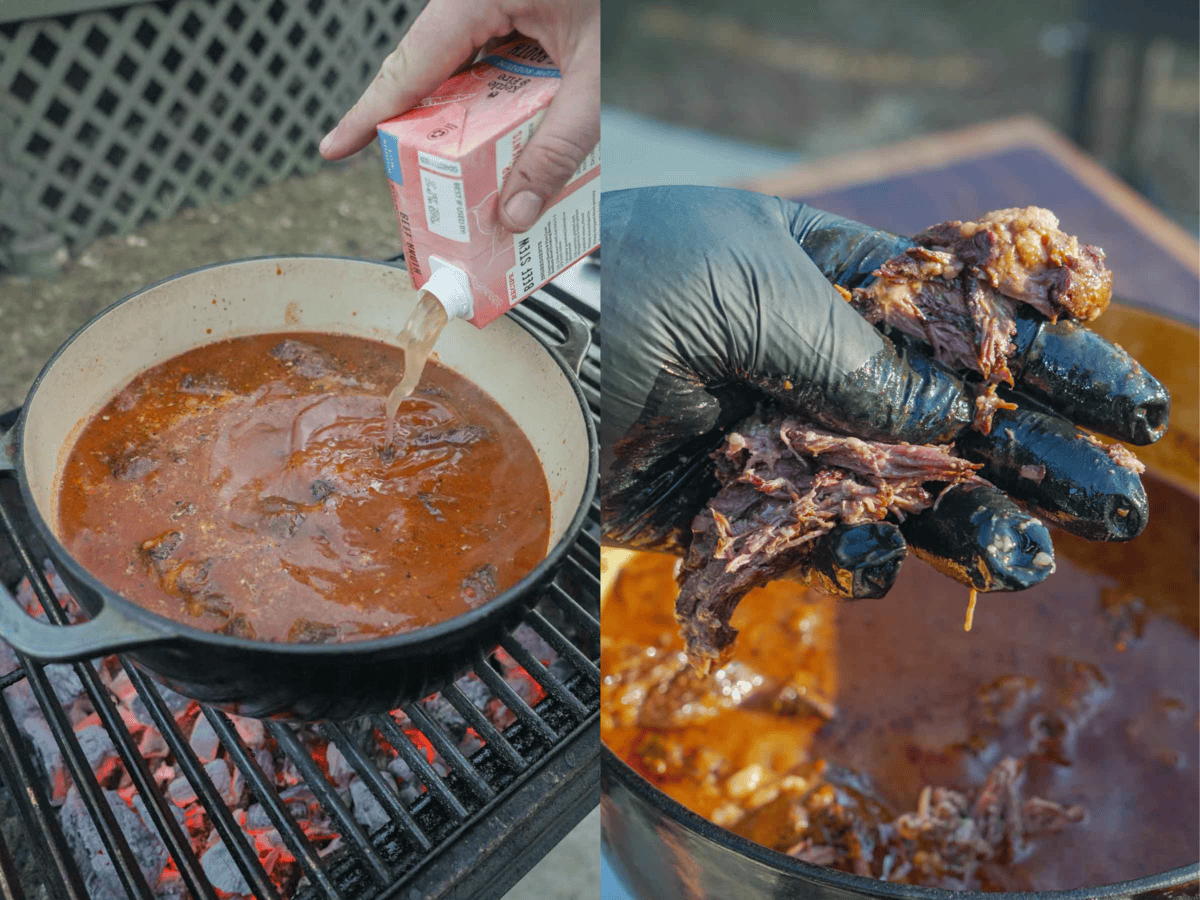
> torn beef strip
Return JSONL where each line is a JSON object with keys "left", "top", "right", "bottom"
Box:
{"left": 676, "top": 419, "right": 981, "bottom": 669}
{"left": 257, "top": 496, "right": 309, "bottom": 539}
{"left": 179, "top": 372, "right": 233, "bottom": 397}
{"left": 1082, "top": 432, "right": 1146, "bottom": 475}
{"left": 848, "top": 207, "right": 1113, "bottom": 434}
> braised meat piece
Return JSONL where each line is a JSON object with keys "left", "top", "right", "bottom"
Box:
{"left": 288, "top": 619, "right": 340, "bottom": 644}
{"left": 107, "top": 442, "right": 161, "bottom": 481}
{"left": 916, "top": 207, "right": 1112, "bottom": 322}
{"left": 179, "top": 372, "right": 233, "bottom": 397}
{"left": 460, "top": 563, "right": 498, "bottom": 603}
{"left": 676, "top": 419, "right": 980, "bottom": 669}
{"left": 849, "top": 207, "right": 1113, "bottom": 433}
{"left": 269, "top": 339, "right": 343, "bottom": 379}
{"left": 736, "top": 757, "right": 1083, "bottom": 887}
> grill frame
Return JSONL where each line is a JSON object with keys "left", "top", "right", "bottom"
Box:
{"left": 0, "top": 279, "right": 600, "bottom": 900}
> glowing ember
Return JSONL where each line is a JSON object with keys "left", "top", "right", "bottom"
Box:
{"left": 0, "top": 564, "right": 571, "bottom": 899}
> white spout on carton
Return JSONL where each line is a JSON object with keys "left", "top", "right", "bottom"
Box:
{"left": 421, "top": 257, "right": 474, "bottom": 321}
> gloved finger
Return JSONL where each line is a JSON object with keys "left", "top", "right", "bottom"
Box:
{"left": 957, "top": 405, "right": 1148, "bottom": 541}
{"left": 497, "top": 46, "right": 599, "bottom": 232}
{"left": 1008, "top": 308, "right": 1170, "bottom": 446}
{"left": 795, "top": 522, "right": 907, "bottom": 599}
{"left": 319, "top": 0, "right": 492, "bottom": 159}
{"left": 782, "top": 203, "right": 914, "bottom": 289}
{"left": 901, "top": 483, "right": 1055, "bottom": 591}
{"left": 746, "top": 276, "right": 976, "bottom": 445}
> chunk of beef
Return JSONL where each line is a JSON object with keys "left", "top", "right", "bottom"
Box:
{"left": 257, "top": 496, "right": 308, "bottom": 539}
{"left": 108, "top": 443, "right": 161, "bottom": 481}
{"left": 270, "top": 339, "right": 341, "bottom": 379}
{"left": 848, "top": 208, "right": 1114, "bottom": 434}
{"left": 183, "top": 592, "right": 231, "bottom": 620}
{"left": 217, "top": 614, "right": 256, "bottom": 639}
{"left": 179, "top": 372, "right": 232, "bottom": 397}
{"left": 310, "top": 479, "right": 336, "bottom": 502}
{"left": 288, "top": 618, "right": 339, "bottom": 644}
{"left": 916, "top": 207, "right": 1112, "bottom": 322}
{"left": 460, "top": 563, "right": 498, "bottom": 603}
{"left": 139, "top": 531, "right": 183, "bottom": 569}
{"left": 676, "top": 419, "right": 980, "bottom": 669}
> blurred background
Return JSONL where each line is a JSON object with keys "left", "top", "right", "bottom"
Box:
{"left": 602, "top": 0, "right": 1199, "bottom": 234}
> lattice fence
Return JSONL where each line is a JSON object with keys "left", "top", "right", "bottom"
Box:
{"left": 0, "top": 0, "right": 426, "bottom": 270}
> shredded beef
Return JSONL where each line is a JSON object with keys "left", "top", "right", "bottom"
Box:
{"left": 675, "top": 419, "right": 980, "bottom": 669}
{"left": 1082, "top": 432, "right": 1146, "bottom": 474}
{"left": 848, "top": 207, "right": 1113, "bottom": 434}
{"left": 288, "top": 618, "right": 340, "bottom": 644}
{"left": 768, "top": 757, "right": 1083, "bottom": 887}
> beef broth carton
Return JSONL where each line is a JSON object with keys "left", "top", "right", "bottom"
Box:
{"left": 377, "top": 39, "right": 600, "bottom": 327}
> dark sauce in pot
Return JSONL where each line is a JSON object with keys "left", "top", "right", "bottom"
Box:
{"left": 602, "top": 475, "right": 1198, "bottom": 891}
{"left": 58, "top": 332, "right": 551, "bottom": 643}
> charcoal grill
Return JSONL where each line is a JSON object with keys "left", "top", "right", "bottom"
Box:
{"left": 0, "top": 268, "right": 600, "bottom": 900}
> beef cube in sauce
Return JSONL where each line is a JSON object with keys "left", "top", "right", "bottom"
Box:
{"left": 288, "top": 619, "right": 340, "bottom": 644}
{"left": 461, "top": 564, "right": 498, "bottom": 603}
{"left": 109, "top": 443, "right": 161, "bottom": 481}
{"left": 269, "top": 339, "right": 341, "bottom": 379}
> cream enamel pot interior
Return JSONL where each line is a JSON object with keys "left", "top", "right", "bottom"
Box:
{"left": 0, "top": 255, "right": 597, "bottom": 720}
{"left": 600, "top": 300, "right": 1199, "bottom": 899}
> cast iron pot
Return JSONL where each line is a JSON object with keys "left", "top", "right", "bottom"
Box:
{"left": 601, "top": 302, "right": 1200, "bottom": 899}
{"left": 0, "top": 255, "right": 597, "bottom": 721}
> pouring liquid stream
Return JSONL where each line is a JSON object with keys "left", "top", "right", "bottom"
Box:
{"left": 384, "top": 290, "right": 450, "bottom": 453}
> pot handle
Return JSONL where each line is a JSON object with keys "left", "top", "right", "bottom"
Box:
{"left": 0, "top": 581, "right": 167, "bottom": 662}
{"left": 521, "top": 295, "right": 592, "bottom": 374}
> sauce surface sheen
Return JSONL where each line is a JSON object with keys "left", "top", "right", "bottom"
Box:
{"left": 58, "top": 332, "right": 551, "bottom": 643}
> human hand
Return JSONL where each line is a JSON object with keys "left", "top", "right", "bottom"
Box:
{"left": 600, "top": 186, "right": 1163, "bottom": 605}
{"left": 319, "top": 0, "right": 599, "bottom": 233}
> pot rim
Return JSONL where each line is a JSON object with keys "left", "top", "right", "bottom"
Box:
{"left": 13, "top": 253, "right": 598, "bottom": 656}
{"left": 602, "top": 746, "right": 1199, "bottom": 899}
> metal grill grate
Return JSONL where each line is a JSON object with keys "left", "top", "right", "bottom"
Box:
{"left": 0, "top": 287, "right": 600, "bottom": 900}
{"left": 0, "top": 0, "right": 427, "bottom": 268}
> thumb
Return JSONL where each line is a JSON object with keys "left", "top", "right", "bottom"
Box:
{"left": 497, "top": 54, "right": 599, "bottom": 233}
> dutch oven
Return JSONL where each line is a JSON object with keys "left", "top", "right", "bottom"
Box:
{"left": 0, "top": 255, "right": 597, "bottom": 720}
{"left": 600, "top": 301, "right": 1199, "bottom": 898}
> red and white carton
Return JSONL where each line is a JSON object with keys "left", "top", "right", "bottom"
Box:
{"left": 377, "top": 39, "right": 600, "bottom": 327}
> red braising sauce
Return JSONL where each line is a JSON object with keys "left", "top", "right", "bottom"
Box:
{"left": 58, "top": 332, "right": 550, "bottom": 643}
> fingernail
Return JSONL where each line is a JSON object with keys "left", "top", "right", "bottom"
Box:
{"left": 504, "top": 191, "right": 543, "bottom": 232}
{"left": 319, "top": 130, "right": 335, "bottom": 156}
